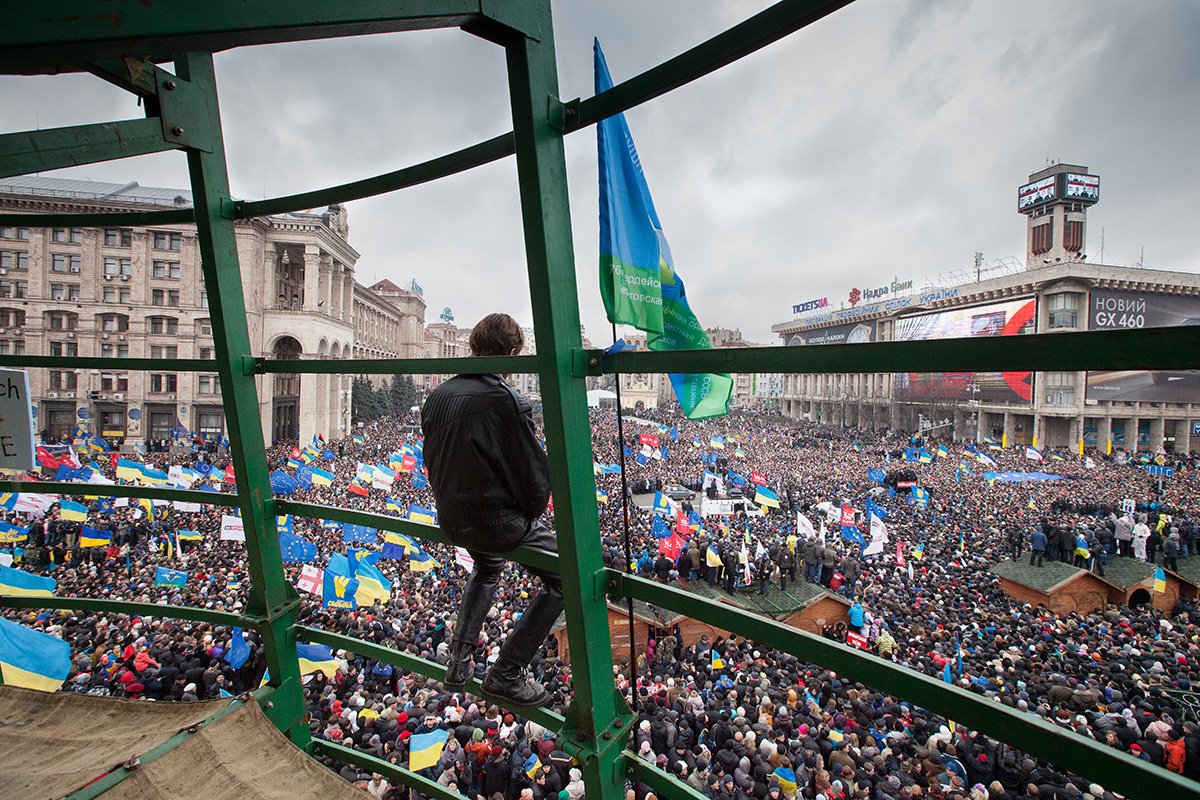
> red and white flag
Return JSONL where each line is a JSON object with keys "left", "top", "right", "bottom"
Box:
{"left": 296, "top": 565, "right": 323, "bottom": 595}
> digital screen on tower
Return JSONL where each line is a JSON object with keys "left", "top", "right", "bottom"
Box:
{"left": 1017, "top": 176, "right": 1057, "bottom": 210}
{"left": 892, "top": 298, "right": 1038, "bottom": 404}
{"left": 1064, "top": 173, "right": 1100, "bottom": 201}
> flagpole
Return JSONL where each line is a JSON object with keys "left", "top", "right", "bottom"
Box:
{"left": 610, "top": 324, "right": 639, "bottom": 717}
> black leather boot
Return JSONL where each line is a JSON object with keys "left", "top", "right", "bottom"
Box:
{"left": 444, "top": 640, "right": 474, "bottom": 692}
{"left": 480, "top": 658, "right": 548, "bottom": 707}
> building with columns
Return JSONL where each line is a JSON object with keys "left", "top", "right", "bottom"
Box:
{"left": 0, "top": 176, "right": 425, "bottom": 447}
{"left": 772, "top": 164, "right": 1200, "bottom": 452}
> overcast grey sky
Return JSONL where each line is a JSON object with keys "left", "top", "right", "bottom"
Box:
{"left": 2, "top": 1, "right": 1197, "bottom": 345}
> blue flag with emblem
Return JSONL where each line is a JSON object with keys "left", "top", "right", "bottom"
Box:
{"left": 595, "top": 40, "right": 732, "bottom": 420}
{"left": 867, "top": 467, "right": 885, "bottom": 484}
{"left": 322, "top": 554, "right": 359, "bottom": 610}
{"left": 153, "top": 567, "right": 188, "bottom": 588}
{"left": 227, "top": 626, "right": 250, "bottom": 670}
{"left": 652, "top": 515, "right": 672, "bottom": 539}
{"left": 280, "top": 530, "right": 317, "bottom": 563}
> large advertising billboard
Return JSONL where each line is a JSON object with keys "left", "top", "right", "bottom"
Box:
{"left": 785, "top": 320, "right": 876, "bottom": 347}
{"left": 1086, "top": 290, "right": 1200, "bottom": 403}
{"left": 893, "top": 298, "right": 1038, "bottom": 404}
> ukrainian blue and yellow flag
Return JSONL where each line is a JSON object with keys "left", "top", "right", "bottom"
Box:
{"left": 406, "top": 504, "right": 436, "bottom": 525}
{"left": 524, "top": 753, "right": 542, "bottom": 779}
{"left": 1155, "top": 567, "right": 1167, "bottom": 593}
{"left": 140, "top": 467, "right": 169, "bottom": 485}
{"left": 59, "top": 500, "right": 88, "bottom": 522}
{"left": 652, "top": 491, "right": 673, "bottom": 516}
{"left": 918, "top": 450, "right": 933, "bottom": 464}
{"left": 385, "top": 497, "right": 404, "bottom": 515}
{"left": 772, "top": 767, "right": 798, "bottom": 794}
{"left": 0, "top": 564, "right": 56, "bottom": 597}
{"left": 754, "top": 486, "right": 780, "bottom": 509}
{"left": 349, "top": 555, "right": 392, "bottom": 605}
{"left": 409, "top": 547, "right": 441, "bottom": 573}
{"left": 0, "top": 522, "right": 29, "bottom": 543}
{"left": 178, "top": 529, "right": 202, "bottom": 541}
{"left": 80, "top": 526, "right": 111, "bottom": 548}
{"left": 596, "top": 488, "right": 609, "bottom": 505}
{"left": 0, "top": 617, "right": 70, "bottom": 692}
{"left": 709, "top": 436, "right": 726, "bottom": 450}
{"left": 310, "top": 467, "right": 334, "bottom": 487}
{"left": 937, "top": 443, "right": 950, "bottom": 459}
{"left": 296, "top": 642, "right": 341, "bottom": 678}
{"left": 409, "top": 729, "right": 450, "bottom": 771}
{"left": 380, "top": 531, "right": 418, "bottom": 560}
{"left": 852, "top": 442, "right": 862, "bottom": 453}
{"left": 711, "top": 649, "right": 724, "bottom": 670}
{"left": 115, "top": 458, "right": 142, "bottom": 482}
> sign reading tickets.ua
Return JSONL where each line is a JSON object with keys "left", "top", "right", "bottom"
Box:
{"left": 0, "top": 369, "right": 35, "bottom": 471}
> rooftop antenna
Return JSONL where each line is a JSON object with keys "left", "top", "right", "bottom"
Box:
{"left": 1100, "top": 227, "right": 1105, "bottom": 264}
{"left": 974, "top": 251, "right": 984, "bottom": 282}
{"left": 1139, "top": 246, "right": 1145, "bottom": 268}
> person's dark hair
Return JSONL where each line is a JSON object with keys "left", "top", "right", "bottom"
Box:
{"left": 469, "top": 313, "right": 524, "bottom": 357}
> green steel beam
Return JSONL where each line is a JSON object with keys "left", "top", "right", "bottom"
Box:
{"left": 627, "top": 757, "right": 712, "bottom": 800}
{"left": 235, "top": 133, "right": 514, "bottom": 219}
{"left": 504, "top": 8, "right": 627, "bottom": 800}
{"left": 0, "top": 596, "right": 248, "bottom": 628}
{"left": 85, "top": 58, "right": 165, "bottom": 99}
{"left": 0, "top": 118, "right": 180, "bottom": 180}
{"left": 0, "top": 356, "right": 215, "bottom": 373}
{"left": 593, "top": 325, "right": 1200, "bottom": 375}
{"left": 299, "top": 626, "right": 566, "bottom": 732}
{"left": 570, "top": 0, "right": 852, "bottom": 132}
{"left": 0, "top": 3, "right": 491, "bottom": 74}
{"left": 610, "top": 570, "right": 1197, "bottom": 800}
{"left": 0, "top": 208, "right": 195, "bottom": 229}
{"left": 176, "top": 50, "right": 307, "bottom": 746}
{"left": 254, "top": 354, "right": 533, "bottom": 376}
{"left": 59, "top": 685, "right": 277, "bottom": 800}
{"left": 0, "top": 481, "right": 240, "bottom": 508}
{"left": 314, "top": 740, "right": 469, "bottom": 800}
{"left": 277, "top": 500, "right": 559, "bottom": 574}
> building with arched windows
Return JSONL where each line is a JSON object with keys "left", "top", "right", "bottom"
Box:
{"left": 0, "top": 176, "right": 425, "bottom": 446}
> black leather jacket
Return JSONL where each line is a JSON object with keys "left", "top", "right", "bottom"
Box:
{"left": 421, "top": 373, "right": 550, "bottom": 551}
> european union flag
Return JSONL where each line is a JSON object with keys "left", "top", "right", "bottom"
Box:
{"left": 634, "top": 452, "right": 649, "bottom": 466}
{"left": 728, "top": 472, "right": 747, "bottom": 487}
{"left": 412, "top": 471, "right": 429, "bottom": 491}
{"left": 294, "top": 465, "right": 314, "bottom": 489}
{"left": 269, "top": 471, "right": 299, "bottom": 495}
{"left": 651, "top": 515, "right": 671, "bottom": 539}
{"left": 280, "top": 531, "right": 317, "bottom": 563}
{"left": 227, "top": 626, "right": 250, "bottom": 670}
{"left": 342, "top": 523, "right": 378, "bottom": 543}
{"left": 841, "top": 524, "right": 865, "bottom": 548}
{"left": 669, "top": 426, "right": 679, "bottom": 442}
{"left": 867, "top": 467, "right": 885, "bottom": 484}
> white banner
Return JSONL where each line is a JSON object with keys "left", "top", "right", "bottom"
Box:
{"left": 168, "top": 465, "right": 195, "bottom": 488}
{"left": 796, "top": 513, "right": 816, "bottom": 539}
{"left": 296, "top": 564, "right": 323, "bottom": 595}
{"left": 173, "top": 501, "right": 203, "bottom": 513}
{"left": 454, "top": 547, "right": 475, "bottom": 573}
{"left": 220, "top": 514, "right": 245, "bottom": 541}
{"left": 14, "top": 493, "right": 57, "bottom": 516}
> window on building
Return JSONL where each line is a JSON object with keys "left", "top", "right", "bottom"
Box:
{"left": 152, "top": 231, "right": 182, "bottom": 251}
{"left": 0, "top": 227, "right": 30, "bottom": 241}
{"left": 274, "top": 251, "right": 304, "bottom": 309}
{"left": 199, "top": 346, "right": 214, "bottom": 360}
{"left": 152, "top": 260, "right": 181, "bottom": 279}
{"left": 1047, "top": 293, "right": 1080, "bottom": 329}
{"left": 99, "top": 343, "right": 129, "bottom": 359}
{"left": 197, "top": 411, "right": 224, "bottom": 438}
{"left": 151, "top": 288, "right": 181, "bottom": 307}
{"left": 197, "top": 318, "right": 212, "bottom": 337}
{"left": 200, "top": 290, "right": 208, "bottom": 308}
{"left": 49, "top": 341, "right": 78, "bottom": 357}
{"left": 51, "top": 228, "right": 84, "bottom": 244}
{"left": 103, "top": 257, "right": 133, "bottom": 278}
{"left": 103, "top": 228, "right": 132, "bottom": 247}
{"left": 47, "top": 311, "right": 79, "bottom": 331}
{"left": 150, "top": 345, "right": 179, "bottom": 359}
{"left": 99, "top": 372, "right": 129, "bottom": 392}
{"left": 0, "top": 308, "right": 25, "bottom": 327}
{"left": 0, "top": 280, "right": 28, "bottom": 298}
{"left": 0, "top": 340, "right": 25, "bottom": 355}
{"left": 97, "top": 313, "right": 129, "bottom": 332}
{"left": 101, "top": 286, "right": 133, "bottom": 304}
{"left": 149, "top": 373, "right": 178, "bottom": 393}
{"left": 1044, "top": 372, "right": 1075, "bottom": 405}
{"left": 49, "top": 370, "right": 78, "bottom": 391}
{"left": 197, "top": 374, "right": 221, "bottom": 394}
{"left": 50, "top": 282, "right": 81, "bottom": 301}
{"left": 50, "top": 253, "right": 82, "bottom": 273}
{"left": 149, "top": 316, "right": 179, "bottom": 335}
{"left": 0, "top": 251, "right": 29, "bottom": 271}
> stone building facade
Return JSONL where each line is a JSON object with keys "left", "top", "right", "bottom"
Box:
{"left": 0, "top": 176, "right": 425, "bottom": 446}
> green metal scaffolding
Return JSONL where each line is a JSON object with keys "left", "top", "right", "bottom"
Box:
{"left": 1, "top": 2, "right": 1199, "bottom": 798}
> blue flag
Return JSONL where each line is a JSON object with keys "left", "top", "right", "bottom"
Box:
{"left": 412, "top": 471, "right": 429, "bottom": 491}
{"left": 0, "top": 617, "right": 70, "bottom": 691}
{"left": 280, "top": 531, "right": 317, "bottom": 563}
{"left": 294, "top": 465, "right": 314, "bottom": 489}
{"left": 652, "top": 515, "right": 671, "bottom": 539}
{"left": 595, "top": 40, "right": 732, "bottom": 420}
{"left": 269, "top": 471, "right": 299, "bottom": 495}
{"left": 841, "top": 524, "right": 865, "bottom": 548}
{"left": 153, "top": 567, "right": 188, "bottom": 588}
{"left": 227, "top": 626, "right": 250, "bottom": 670}
{"left": 342, "top": 523, "right": 378, "bottom": 543}
{"left": 322, "top": 554, "right": 359, "bottom": 610}
{"left": 867, "top": 467, "right": 885, "bottom": 484}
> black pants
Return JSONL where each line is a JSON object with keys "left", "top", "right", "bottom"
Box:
{"left": 451, "top": 520, "right": 562, "bottom": 669}
{"left": 1030, "top": 549, "right": 1044, "bottom": 567}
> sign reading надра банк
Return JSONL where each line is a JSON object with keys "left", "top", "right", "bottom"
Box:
{"left": 0, "top": 369, "right": 34, "bottom": 471}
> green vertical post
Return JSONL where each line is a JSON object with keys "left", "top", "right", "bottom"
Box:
{"left": 175, "top": 52, "right": 307, "bottom": 745}
{"left": 504, "top": 4, "right": 628, "bottom": 798}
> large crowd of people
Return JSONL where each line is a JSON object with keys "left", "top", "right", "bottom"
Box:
{"left": 4, "top": 401, "right": 1200, "bottom": 800}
